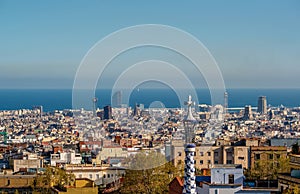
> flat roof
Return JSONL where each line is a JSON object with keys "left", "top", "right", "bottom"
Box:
{"left": 212, "top": 164, "right": 242, "bottom": 169}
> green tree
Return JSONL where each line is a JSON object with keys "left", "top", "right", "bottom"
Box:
{"left": 284, "top": 184, "right": 299, "bottom": 194}
{"left": 120, "top": 151, "right": 182, "bottom": 194}
{"left": 245, "top": 155, "right": 290, "bottom": 180}
{"left": 31, "top": 166, "right": 75, "bottom": 194}
{"left": 292, "top": 185, "right": 299, "bottom": 194}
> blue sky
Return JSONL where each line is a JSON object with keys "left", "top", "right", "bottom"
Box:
{"left": 0, "top": 0, "right": 299, "bottom": 89}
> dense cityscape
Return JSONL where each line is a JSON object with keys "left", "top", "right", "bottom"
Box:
{"left": 0, "top": 93, "right": 300, "bottom": 193}
{"left": 1, "top": 1, "right": 299, "bottom": 194}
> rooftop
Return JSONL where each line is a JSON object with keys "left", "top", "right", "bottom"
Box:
{"left": 212, "top": 164, "right": 243, "bottom": 169}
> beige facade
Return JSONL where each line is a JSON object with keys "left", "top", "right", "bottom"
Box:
{"left": 93, "top": 146, "right": 127, "bottom": 164}
{"left": 13, "top": 155, "right": 43, "bottom": 172}
{"left": 233, "top": 146, "right": 250, "bottom": 169}
{"left": 0, "top": 175, "right": 35, "bottom": 193}
{"left": 250, "top": 146, "right": 287, "bottom": 169}
{"left": 278, "top": 154, "right": 300, "bottom": 193}
{"left": 172, "top": 145, "right": 231, "bottom": 169}
{"left": 171, "top": 141, "right": 250, "bottom": 170}
{"left": 65, "top": 164, "right": 125, "bottom": 185}
{"left": 245, "top": 138, "right": 260, "bottom": 147}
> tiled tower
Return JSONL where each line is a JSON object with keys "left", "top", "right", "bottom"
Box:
{"left": 183, "top": 95, "right": 197, "bottom": 194}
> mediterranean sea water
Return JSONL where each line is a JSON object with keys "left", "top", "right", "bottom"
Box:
{"left": 0, "top": 89, "right": 299, "bottom": 112}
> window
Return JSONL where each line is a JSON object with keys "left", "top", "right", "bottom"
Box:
{"left": 200, "top": 160, "right": 203, "bottom": 165}
{"left": 277, "top": 154, "right": 281, "bottom": 159}
{"left": 228, "top": 174, "right": 234, "bottom": 184}
{"left": 208, "top": 160, "right": 211, "bottom": 164}
{"left": 89, "top": 174, "right": 92, "bottom": 179}
{"left": 214, "top": 160, "right": 218, "bottom": 164}
{"left": 108, "top": 174, "right": 110, "bottom": 178}
{"left": 96, "top": 174, "right": 100, "bottom": 179}
{"left": 177, "top": 160, "right": 182, "bottom": 166}
{"left": 238, "top": 157, "right": 245, "bottom": 160}
{"left": 207, "top": 152, "right": 211, "bottom": 156}
{"left": 227, "top": 152, "right": 233, "bottom": 157}
{"left": 255, "top": 154, "right": 260, "bottom": 160}
{"left": 200, "top": 152, "right": 204, "bottom": 156}
{"left": 178, "top": 152, "right": 182, "bottom": 157}
{"left": 226, "top": 160, "right": 232, "bottom": 164}
{"left": 269, "top": 154, "right": 273, "bottom": 159}
{"left": 103, "top": 174, "right": 106, "bottom": 178}
{"left": 194, "top": 152, "right": 196, "bottom": 156}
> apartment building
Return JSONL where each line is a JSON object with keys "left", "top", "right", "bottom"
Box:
{"left": 250, "top": 146, "right": 287, "bottom": 169}
{"left": 65, "top": 164, "right": 125, "bottom": 185}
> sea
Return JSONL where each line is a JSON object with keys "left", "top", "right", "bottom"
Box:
{"left": 0, "top": 88, "right": 299, "bottom": 112}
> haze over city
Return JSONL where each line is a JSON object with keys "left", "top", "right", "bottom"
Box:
{"left": 1, "top": 0, "right": 300, "bottom": 89}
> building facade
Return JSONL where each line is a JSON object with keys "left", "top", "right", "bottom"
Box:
{"left": 172, "top": 142, "right": 251, "bottom": 170}
{"left": 257, "top": 96, "right": 267, "bottom": 115}
{"left": 65, "top": 164, "right": 125, "bottom": 186}
{"left": 278, "top": 154, "right": 300, "bottom": 193}
{"left": 250, "top": 146, "right": 287, "bottom": 170}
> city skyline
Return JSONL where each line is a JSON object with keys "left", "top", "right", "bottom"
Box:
{"left": 0, "top": 0, "right": 300, "bottom": 89}
{"left": 1, "top": 1, "right": 300, "bottom": 194}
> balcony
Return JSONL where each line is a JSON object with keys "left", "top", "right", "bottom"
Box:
{"left": 278, "top": 173, "right": 300, "bottom": 185}
{"left": 289, "top": 155, "right": 300, "bottom": 169}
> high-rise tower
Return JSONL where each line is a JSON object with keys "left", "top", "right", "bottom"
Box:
{"left": 224, "top": 91, "right": 228, "bottom": 114}
{"left": 112, "top": 91, "right": 122, "bottom": 108}
{"left": 92, "top": 97, "right": 98, "bottom": 116}
{"left": 257, "top": 96, "right": 267, "bottom": 114}
{"left": 243, "top": 105, "right": 253, "bottom": 120}
{"left": 103, "top": 105, "right": 112, "bottom": 120}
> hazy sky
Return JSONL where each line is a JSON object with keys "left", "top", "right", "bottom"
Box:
{"left": 0, "top": 0, "right": 299, "bottom": 89}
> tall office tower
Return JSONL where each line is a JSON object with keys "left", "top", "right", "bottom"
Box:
{"left": 103, "top": 105, "right": 112, "bottom": 120}
{"left": 269, "top": 110, "right": 274, "bottom": 120}
{"left": 243, "top": 105, "right": 253, "bottom": 120}
{"left": 40, "top": 106, "right": 43, "bottom": 117}
{"left": 33, "top": 106, "right": 43, "bottom": 117}
{"left": 183, "top": 95, "right": 196, "bottom": 194}
{"left": 133, "top": 104, "right": 141, "bottom": 117}
{"left": 112, "top": 91, "right": 122, "bottom": 108}
{"left": 224, "top": 91, "right": 228, "bottom": 114}
{"left": 257, "top": 96, "right": 267, "bottom": 114}
{"left": 92, "top": 97, "right": 98, "bottom": 116}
